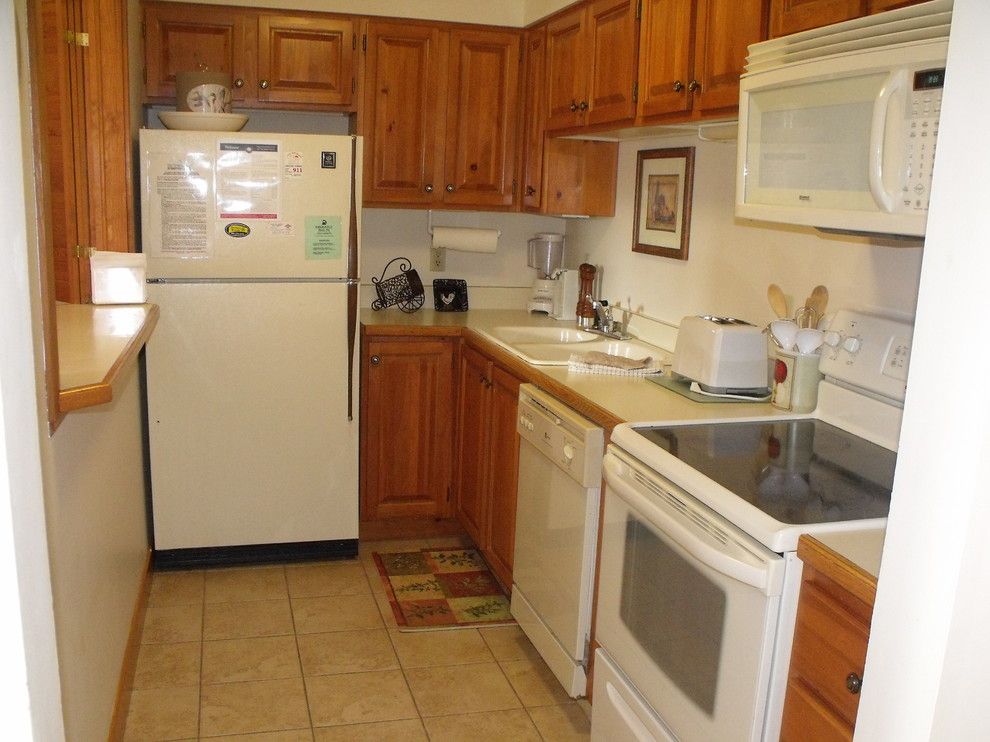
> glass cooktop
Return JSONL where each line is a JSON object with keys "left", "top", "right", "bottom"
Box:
{"left": 633, "top": 419, "right": 895, "bottom": 525}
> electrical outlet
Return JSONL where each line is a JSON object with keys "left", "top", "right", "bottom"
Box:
{"left": 430, "top": 245, "right": 445, "bottom": 272}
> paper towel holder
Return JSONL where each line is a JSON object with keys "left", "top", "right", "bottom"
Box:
{"left": 426, "top": 210, "right": 503, "bottom": 239}
{"left": 427, "top": 211, "right": 501, "bottom": 272}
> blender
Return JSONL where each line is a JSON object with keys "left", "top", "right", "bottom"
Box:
{"left": 526, "top": 233, "right": 578, "bottom": 320}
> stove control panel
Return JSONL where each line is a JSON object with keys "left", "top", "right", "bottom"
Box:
{"left": 819, "top": 310, "right": 914, "bottom": 402}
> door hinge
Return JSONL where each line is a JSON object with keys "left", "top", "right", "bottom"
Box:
{"left": 65, "top": 30, "right": 90, "bottom": 46}
{"left": 74, "top": 245, "right": 95, "bottom": 259}
{"left": 636, "top": 0, "right": 643, "bottom": 21}
{"left": 447, "top": 485, "right": 452, "bottom": 503}
{"left": 362, "top": 34, "right": 367, "bottom": 52}
{"left": 352, "top": 77, "right": 356, "bottom": 94}
{"left": 352, "top": 34, "right": 357, "bottom": 50}
{"left": 632, "top": 80, "right": 638, "bottom": 103}
{"left": 580, "top": 636, "right": 591, "bottom": 671}
{"left": 512, "top": 179, "right": 517, "bottom": 196}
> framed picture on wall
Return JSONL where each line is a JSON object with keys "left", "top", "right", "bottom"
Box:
{"left": 632, "top": 146, "right": 695, "bottom": 260}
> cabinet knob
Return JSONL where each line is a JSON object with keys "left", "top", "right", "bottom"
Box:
{"left": 370, "top": 355, "right": 381, "bottom": 366}
{"left": 569, "top": 100, "right": 578, "bottom": 112}
{"left": 688, "top": 79, "right": 701, "bottom": 92}
{"left": 673, "top": 80, "right": 684, "bottom": 92}
{"left": 424, "top": 184, "right": 434, "bottom": 193}
{"left": 579, "top": 100, "right": 588, "bottom": 111}
{"left": 445, "top": 184, "right": 455, "bottom": 193}
{"left": 259, "top": 79, "right": 270, "bottom": 90}
{"left": 233, "top": 78, "right": 245, "bottom": 89}
{"left": 525, "top": 185, "right": 537, "bottom": 196}
{"left": 846, "top": 672, "right": 863, "bottom": 694}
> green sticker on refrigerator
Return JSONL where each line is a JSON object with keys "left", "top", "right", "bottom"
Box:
{"left": 305, "top": 216, "right": 342, "bottom": 260}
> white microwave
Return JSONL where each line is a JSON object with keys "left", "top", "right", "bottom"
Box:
{"left": 736, "top": 0, "right": 951, "bottom": 238}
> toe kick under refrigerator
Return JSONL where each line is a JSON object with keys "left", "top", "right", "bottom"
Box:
{"left": 140, "top": 129, "right": 362, "bottom": 567}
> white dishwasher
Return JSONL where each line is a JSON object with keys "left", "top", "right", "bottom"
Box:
{"left": 511, "top": 384, "right": 604, "bottom": 697}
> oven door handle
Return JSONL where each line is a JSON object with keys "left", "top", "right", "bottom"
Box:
{"left": 605, "top": 457, "right": 782, "bottom": 595}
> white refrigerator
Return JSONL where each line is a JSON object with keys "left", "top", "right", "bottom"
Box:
{"left": 140, "top": 129, "right": 361, "bottom": 566}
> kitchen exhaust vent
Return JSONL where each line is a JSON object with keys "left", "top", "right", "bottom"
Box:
{"left": 745, "top": 0, "right": 952, "bottom": 74}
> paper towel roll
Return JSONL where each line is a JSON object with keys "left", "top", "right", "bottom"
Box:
{"left": 431, "top": 227, "right": 499, "bottom": 253}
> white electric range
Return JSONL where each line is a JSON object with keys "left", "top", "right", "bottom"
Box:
{"left": 591, "top": 310, "right": 912, "bottom": 742}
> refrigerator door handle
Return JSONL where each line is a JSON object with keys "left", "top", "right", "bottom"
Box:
{"left": 346, "top": 136, "right": 359, "bottom": 421}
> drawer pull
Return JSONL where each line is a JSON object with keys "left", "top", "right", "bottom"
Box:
{"left": 370, "top": 355, "right": 381, "bottom": 366}
{"left": 846, "top": 672, "right": 862, "bottom": 694}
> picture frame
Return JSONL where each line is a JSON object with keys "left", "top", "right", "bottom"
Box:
{"left": 632, "top": 146, "right": 695, "bottom": 260}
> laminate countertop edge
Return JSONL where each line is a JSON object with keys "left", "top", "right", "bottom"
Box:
{"left": 56, "top": 302, "right": 160, "bottom": 414}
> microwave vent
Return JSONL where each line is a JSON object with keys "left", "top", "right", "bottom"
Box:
{"left": 744, "top": 0, "right": 952, "bottom": 75}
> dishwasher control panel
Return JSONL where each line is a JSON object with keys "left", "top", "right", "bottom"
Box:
{"left": 517, "top": 384, "right": 604, "bottom": 488}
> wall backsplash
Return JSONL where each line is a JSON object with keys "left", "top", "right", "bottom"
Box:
{"left": 361, "top": 209, "right": 566, "bottom": 308}
{"left": 566, "top": 135, "right": 926, "bottom": 329}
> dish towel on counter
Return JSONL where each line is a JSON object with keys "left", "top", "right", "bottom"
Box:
{"left": 568, "top": 350, "right": 664, "bottom": 376}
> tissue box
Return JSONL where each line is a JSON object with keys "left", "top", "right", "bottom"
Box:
{"left": 90, "top": 251, "right": 147, "bottom": 304}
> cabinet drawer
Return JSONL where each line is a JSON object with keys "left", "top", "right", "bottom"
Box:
{"left": 789, "top": 581, "right": 869, "bottom": 726}
{"left": 781, "top": 678, "right": 852, "bottom": 742}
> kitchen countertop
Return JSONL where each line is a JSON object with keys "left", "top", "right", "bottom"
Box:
{"left": 57, "top": 302, "right": 160, "bottom": 412}
{"left": 361, "top": 307, "right": 887, "bottom": 577}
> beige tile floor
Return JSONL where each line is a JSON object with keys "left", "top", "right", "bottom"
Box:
{"left": 124, "top": 538, "right": 592, "bottom": 741}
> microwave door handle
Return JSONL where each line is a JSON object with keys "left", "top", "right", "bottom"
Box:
{"left": 604, "top": 456, "right": 780, "bottom": 595}
{"left": 869, "top": 70, "right": 908, "bottom": 213}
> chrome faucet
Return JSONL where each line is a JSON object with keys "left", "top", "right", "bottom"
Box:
{"left": 586, "top": 296, "right": 631, "bottom": 339}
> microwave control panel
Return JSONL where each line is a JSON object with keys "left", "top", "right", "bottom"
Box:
{"left": 903, "top": 67, "right": 944, "bottom": 213}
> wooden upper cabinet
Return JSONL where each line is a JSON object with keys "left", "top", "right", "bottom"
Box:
{"left": 257, "top": 14, "right": 355, "bottom": 106}
{"left": 545, "top": 0, "right": 638, "bottom": 132}
{"left": 143, "top": 2, "right": 357, "bottom": 110}
{"left": 770, "top": 0, "right": 864, "bottom": 36}
{"left": 443, "top": 29, "right": 520, "bottom": 208}
{"left": 143, "top": 2, "right": 252, "bottom": 103}
{"left": 521, "top": 26, "right": 548, "bottom": 211}
{"left": 362, "top": 21, "right": 522, "bottom": 209}
{"left": 585, "top": 0, "right": 639, "bottom": 126}
{"left": 363, "top": 21, "right": 446, "bottom": 205}
{"left": 545, "top": 7, "right": 588, "bottom": 130}
{"left": 638, "top": 0, "right": 695, "bottom": 119}
{"left": 639, "top": 0, "right": 766, "bottom": 122}
{"left": 694, "top": 0, "right": 768, "bottom": 115}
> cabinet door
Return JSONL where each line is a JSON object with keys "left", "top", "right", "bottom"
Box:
{"left": 363, "top": 22, "right": 446, "bottom": 205}
{"left": 361, "top": 338, "right": 454, "bottom": 521}
{"left": 257, "top": 14, "right": 355, "bottom": 107}
{"left": 543, "top": 138, "right": 619, "bottom": 217}
{"left": 484, "top": 366, "right": 523, "bottom": 590}
{"left": 143, "top": 2, "right": 253, "bottom": 104}
{"left": 521, "top": 27, "right": 547, "bottom": 211}
{"left": 454, "top": 346, "right": 493, "bottom": 547}
{"left": 442, "top": 29, "right": 521, "bottom": 208}
{"left": 545, "top": 6, "right": 588, "bottom": 131}
{"left": 637, "top": 0, "right": 695, "bottom": 119}
{"left": 693, "top": 0, "right": 767, "bottom": 116}
{"left": 769, "top": 0, "right": 864, "bottom": 37}
{"left": 585, "top": 0, "right": 639, "bottom": 126}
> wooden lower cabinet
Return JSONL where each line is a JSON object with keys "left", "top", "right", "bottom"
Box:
{"left": 360, "top": 335, "right": 455, "bottom": 521}
{"left": 454, "top": 344, "right": 524, "bottom": 589}
{"left": 781, "top": 536, "right": 877, "bottom": 742}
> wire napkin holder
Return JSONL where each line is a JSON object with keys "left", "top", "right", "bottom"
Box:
{"left": 371, "top": 256, "right": 425, "bottom": 313}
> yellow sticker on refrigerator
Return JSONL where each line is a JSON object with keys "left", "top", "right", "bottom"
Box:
{"left": 305, "top": 216, "right": 342, "bottom": 259}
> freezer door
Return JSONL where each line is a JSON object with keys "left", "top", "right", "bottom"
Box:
{"left": 140, "top": 130, "right": 360, "bottom": 280}
{"left": 146, "top": 281, "right": 358, "bottom": 549}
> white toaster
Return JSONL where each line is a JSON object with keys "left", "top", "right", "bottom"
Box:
{"left": 673, "top": 315, "right": 769, "bottom": 392}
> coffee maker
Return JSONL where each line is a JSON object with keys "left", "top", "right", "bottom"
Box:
{"left": 527, "top": 233, "right": 579, "bottom": 320}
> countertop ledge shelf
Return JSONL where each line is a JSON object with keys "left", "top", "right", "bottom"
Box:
{"left": 56, "top": 302, "right": 160, "bottom": 413}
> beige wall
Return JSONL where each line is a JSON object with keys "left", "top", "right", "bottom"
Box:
{"left": 566, "top": 135, "right": 924, "bottom": 328}
{"left": 43, "top": 364, "right": 149, "bottom": 741}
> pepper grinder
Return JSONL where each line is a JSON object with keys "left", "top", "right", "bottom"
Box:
{"left": 576, "top": 263, "right": 597, "bottom": 329}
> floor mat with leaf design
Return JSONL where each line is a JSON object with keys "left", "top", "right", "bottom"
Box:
{"left": 372, "top": 547, "right": 514, "bottom": 631}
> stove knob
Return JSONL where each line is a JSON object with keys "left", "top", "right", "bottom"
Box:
{"left": 823, "top": 331, "right": 842, "bottom": 348}
{"left": 842, "top": 336, "right": 863, "bottom": 354}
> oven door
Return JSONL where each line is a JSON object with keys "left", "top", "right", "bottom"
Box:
{"left": 596, "top": 448, "right": 785, "bottom": 742}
